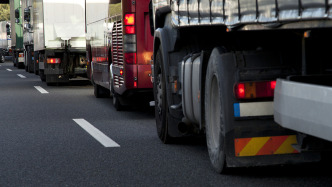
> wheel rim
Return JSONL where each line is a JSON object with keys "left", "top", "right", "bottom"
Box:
{"left": 209, "top": 75, "right": 222, "bottom": 149}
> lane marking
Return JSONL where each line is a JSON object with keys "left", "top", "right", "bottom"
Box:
{"left": 34, "top": 86, "right": 49, "bottom": 94}
{"left": 17, "top": 74, "right": 26, "bottom": 78}
{"left": 73, "top": 118, "right": 120, "bottom": 148}
{"left": 6, "top": 69, "right": 12, "bottom": 71}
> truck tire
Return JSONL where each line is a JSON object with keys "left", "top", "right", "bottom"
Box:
{"left": 113, "top": 93, "right": 122, "bottom": 111}
{"left": 39, "top": 70, "right": 46, "bottom": 82}
{"left": 153, "top": 47, "right": 171, "bottom": 143}
{"left": 205, "top": 47, "right": 234, "bottom": 173}
{"left": 0, "top": 54, "right": 4, "bottom": 63}
{"left": 93, "top": 83, "right": 109, "bottom": 98}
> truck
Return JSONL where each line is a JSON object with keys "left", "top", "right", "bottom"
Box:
{"left": 86, "top": 0, "right": 153, "bottom": 110}
{"left": 0, "top": 21, "right": 9, "bottom": 63}
{"left": 149, "top": 0, "right": 332, "bottom": 173}
{"left": 32, "top": 0, "right": 87, "bottom": 85}
{"left": 10, "top": 0, "right": 24, "bottom": 68}
{"left": 22, "top": 0, "right": 35, "bottom": 74}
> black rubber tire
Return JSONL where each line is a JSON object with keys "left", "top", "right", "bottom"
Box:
{"left": 205, "top": 47, "right": 235, "bottom": 173}
{"left": 39, "top": 70, "right": 46, "bottom": 82}
{"left": 94, "top": 83, "right": 110, "bottom": 98}
{"left": 113, "top": 93, "right": 122, "bottom": 111}
{"left": 0, "top": 54, "right": 4, "bottom": 63}
{"left": 153, "top": 47, "right": 171, "bottom": 143}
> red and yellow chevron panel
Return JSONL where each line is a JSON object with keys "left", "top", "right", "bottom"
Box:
{"left": 234, "top": 135, "right": 299, "bottom": 157}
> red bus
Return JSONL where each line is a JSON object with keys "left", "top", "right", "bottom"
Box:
{"left": 86, "top": 0, "right": 153, "bottom": 110}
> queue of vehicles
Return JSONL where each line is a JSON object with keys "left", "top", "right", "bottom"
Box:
{"left": 4, "top": 0, "right": 332, "bottom": 174}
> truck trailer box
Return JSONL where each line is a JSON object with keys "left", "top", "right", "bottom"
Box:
{"left": 33, "top": 0, "right": 87, "bottom": 84}
{"left": 33, "top": 0, "right": 86, "bottom": 51}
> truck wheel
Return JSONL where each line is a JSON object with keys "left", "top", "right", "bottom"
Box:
{"left": 113, "top": 93, "right": 122, "bottom": 111}
{"left": 39, "top": 70, "right": 46, "bottom": 82}
{"left": 94, "top": 83, "right": 110, "bottom": 98}
{"left": 153, "top": 47, "right": 171, "bottom": 143}
{"left": 0, "top": 54, "right": 4, "bottom": 63}
{"left": 205, "top": 47, "right": 234, "bottom": 173}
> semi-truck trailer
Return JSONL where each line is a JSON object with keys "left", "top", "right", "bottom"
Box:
{"left": 10, "top": 0, "right": 24, "bottom": 68}
{"left": 149, "top": 0, "right": 331, "bottom": 173}
{"left": 32, "top": 0, "right": 87, "bottom": 85}
{"left": 22, "top": 0, "right": 35, "bottom": 74}
{"left": 0, "top": 21, "right": 8, "bottom": 63}
{"left": 86, "top": 0, "right": 153, "bottom": 110}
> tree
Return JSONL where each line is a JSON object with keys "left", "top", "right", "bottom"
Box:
{"left": 0, "top": 4, "right": 10, "bottom": 21}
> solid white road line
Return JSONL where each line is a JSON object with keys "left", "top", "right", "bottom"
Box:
{"left": 6, "top": 69, "right": 12, "bottom": 71}
{"left": 17, "top": 74, "right": 26, "bottom": 78}
{"left": 34, "top": 86, "right": 49, "bottom": 94}
{"left": 73, "top": 118, "right": 120, "bottom": 148}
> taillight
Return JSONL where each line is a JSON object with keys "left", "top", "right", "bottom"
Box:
{"left": 235, "top": 80, "right": 276, "bottom": 99}
{"left": 47, "top": 58, "right": 61, "bottom": 64}
{"left": 124, "top": 13, "right": 135, "bottom": 34}
{"left": 124, "top": 53, "right": 136, "bottom": 64}
{"left": 120, "top": 69, "right": 123, "bottom": 76}
{"left": 124, "top": 13, "right": 135, "bottom": 25}
{"left": 19, "top": 53, "right": 24, "bottom": 57}
{"left": 125, "top": 26, "right": 135, "bottom": 34}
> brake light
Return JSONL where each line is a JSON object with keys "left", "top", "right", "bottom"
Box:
{"left": 120, "top": 69, "right": 123, "bottom": 76}
{"left": 235, "top": 80, "right": 276, "bottom": 99}
{"left": 125, "top": 26, "right": 135, "bottom": 34}
{"left": 124, "top": 14, "right": 135, "bottom": 25}
{"left": 124, "top": 53, "right": 136, "bottom": 64}
{"left": 47, "top": 58, "right": 61, "bottom": 64}
{"left": 124, "top": 13, "right": 135, "bottom": 34}
{"left": 93, "top": 57, "right": 107, "bottom": 62}
{"left": 134, "top": 81, "right": 137, "bottom": 88}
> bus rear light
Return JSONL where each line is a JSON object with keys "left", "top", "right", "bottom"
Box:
{"left": 235, "top": 80, "right": 276, "bottom": 99}
{"left": 125, "top": 26, "right": 135, "bottom": 34}
{"left": 120, "top": 69, "right": 123, "bottom": 76}
{"left": 47, "top": 58, "right": 61, "bottom": 64}
{"left": 134, "top": 81, "right": 137, "bottom": 88}
{"left": 124, "top": 13, "right": 135, "bottom": 25}
{"left": 124, "top": 53, "right": 136, "bottom": 64}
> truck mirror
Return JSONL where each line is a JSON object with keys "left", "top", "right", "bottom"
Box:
{"left": 15, "top": 9, "right": 20, "bottom": 19}
{"left": 6, "top": 24, "right": 10, "bottom": 35}
{"left": 24, "top": 8, "right": 31, "bottom": 22}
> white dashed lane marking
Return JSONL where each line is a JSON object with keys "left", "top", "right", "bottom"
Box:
{"left": 17, "top": 74, "right": 26, "bottom": 78}
{"left": 34, "top": 86, "right": 49, "bottom": 94}
{"left": 73, "top": 119, "right": 120, "bottom": 148}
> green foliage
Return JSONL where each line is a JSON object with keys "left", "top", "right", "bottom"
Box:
{"left": 109, "top": 3, "right": 121, "bottom": 18}
{"left": 0, "top": 4, "right": 10, "bottom": 21}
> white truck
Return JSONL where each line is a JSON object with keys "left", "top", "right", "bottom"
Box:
{"left": 150, "top": 0, "right": 332, "bottom": 173}
{"left": 22, "top": 0, "right": 35, "bottom": 73}
{"left": 0, "top": 21, "right": 8, "bottom": 63}
{"left": 33, "top": 0, "right": 87, "bottom": 85}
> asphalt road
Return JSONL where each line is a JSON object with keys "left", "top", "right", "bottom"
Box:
{"left": 0, "top": 60, "right": 331, "bottom": 186}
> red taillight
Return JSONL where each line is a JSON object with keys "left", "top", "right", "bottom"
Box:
{"left": 124, "top": 53, "right": 136, "bottom": 64}
{"left": 124, "top": 13, "right": 135, "bottom": 34}
{"left": 93, "top": 57, "right": 107, "bottom": 62}
{"left": 235, "top": 80, "right": 276, "bottom": 99}
{"left": 120, "top": 69, "right": 123, "bottom": 76}
{"left": 47, "top": 58, "right": 61, "bottom": 64}
{"left": 134, "top": 81, "right": 137, "bottom": 88}
{"left": 270, "top": 80, "right": 276, "bottom": 90}
{"left": 125, "top": 26, "right": 135, "bottom": 34}
{"left": 124, "top": 13, "right": 135, "bottom": 25}
{"left": 236, "top": 83, "right": 245, "bottom": 99}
